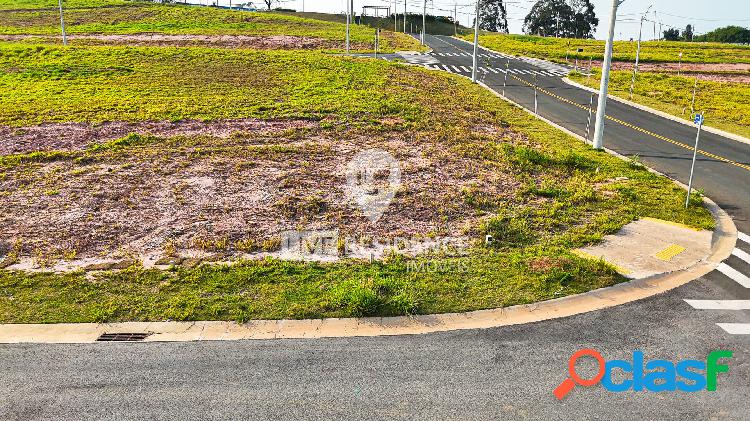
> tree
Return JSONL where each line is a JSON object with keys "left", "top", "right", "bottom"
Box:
{"left": 682, "top": 24, "right": 694, "bottom": 41}
{"left": 262, "top": 0, "right": 272, "bottom": 10}
{"left": 570, "top": 0, "right": 598, "bottom": 39}
{"left": 478, "top": 0, "right": 508, "bottom": 33}
{"left": 523, "top": 0, "right": 597, "bottom": 38}
{"left": 694, "top": 26, "right": 750, "bottom": 44}
{"left": 663, "top": 28, "right": 681, "bottom": 41}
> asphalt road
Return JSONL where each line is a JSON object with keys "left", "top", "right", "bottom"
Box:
{"left": 2, "top": 36, "right": 749, "bottom": 420}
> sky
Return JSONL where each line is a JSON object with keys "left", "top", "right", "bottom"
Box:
{"left": 216, "top": 0, "right": 750, "bottom": 41}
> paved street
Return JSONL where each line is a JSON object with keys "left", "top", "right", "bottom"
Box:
{"left": 2, "top": 35, "right": 749, "bottom": 420}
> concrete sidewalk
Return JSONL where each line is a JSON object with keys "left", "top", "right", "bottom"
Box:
{"left": 574, "top": 217, "right": 713, "bottom": 279}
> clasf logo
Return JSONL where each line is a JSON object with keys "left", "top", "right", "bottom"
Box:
{"left": 554, "top": 348, "right": 733, "bottom": 400}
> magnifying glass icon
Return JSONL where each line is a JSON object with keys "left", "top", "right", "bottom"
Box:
{"left": 553, "top": 348, "right": 606, "bottom": 400}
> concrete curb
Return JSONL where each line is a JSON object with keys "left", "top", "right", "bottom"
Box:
{"left": 562, "top": 77, "right": 750, "bottom": 147}
{"left": 0, "top": 201, "right": 733, "bottom": 343}
{"left": 0, "top": 50, "right": 737, "bottom": 344}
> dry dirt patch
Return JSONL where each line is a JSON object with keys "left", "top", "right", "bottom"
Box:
{"left": 0, "top": 120, "right": 519, "bottom": 270}
{"left": 0, "top": 118, "right": 318, "bottom": 155}
{"left": 0, "top": 34, "right": 346, "bottom": 50}
{"left": 589, "top": 60, "right": 750, "bottom": 83}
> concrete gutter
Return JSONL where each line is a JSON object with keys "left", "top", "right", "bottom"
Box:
{"left": 0, "top": 50, "right": 738, "bottom": 344}
{"left": 562, "top": 77, "right": 750, "bottom": 147}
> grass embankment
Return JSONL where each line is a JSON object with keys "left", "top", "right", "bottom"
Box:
{"left": 0, "top": 1, "right": 422, "bottom": 52}
{"left": 0, "top": 44, "right": 713, "bottom": 323}
{"left": 461, "top": 33, "right": 750, "bottom": 64}
{"left": 570, "top": 70, "right": 750, "bottom": 139}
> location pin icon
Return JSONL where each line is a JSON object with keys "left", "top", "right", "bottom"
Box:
{"left": 345, "top": 149, "right": 400, "bottom": 223}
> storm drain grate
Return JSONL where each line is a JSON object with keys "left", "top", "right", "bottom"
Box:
{"left": 96, "top": 332, "right": 151, "bottom": 342}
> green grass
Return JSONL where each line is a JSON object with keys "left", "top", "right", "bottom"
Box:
{"left": 0, "top": 0, "right": 130, "bottom": 9}
{"left": 0, "top": 2, "right": 422, "bottom": 52}
{"left": 462, "top": 33, "right": 750, "bottom": 64}
{"left": 570, "top": 70, "right": 750, "bottom": 139}
{"left": 0, "top": 44, "right": 714, "bottom": 323}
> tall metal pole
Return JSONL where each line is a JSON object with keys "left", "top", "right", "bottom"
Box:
{"left": 58, "top": 0, "right": 67, "bottom": 46}
{"left": 592, "top": 0, "right": 623, "bottom": 150}
{"left": 345, "top": 0, "right": 351, "bottom": 53}
{"left": 629, "top": 6, "right": 650, "bottom": 100}
{"left": 454, "top": 3, "right": 457, "bottom": 36}
{"left": 421, "top": 0, "right": 427, "bottom": 45}
{"left": 471, "top": 0, "right": 480, "bottom": 83}
{"left": 678, "top": 51, "right": 683, "bottom": 76}
{"left": 685, "top": 114, "right": 704, "bottom": 208}
{"left": 404, "top": 0, "right": 407, "bottom": 33}
{"left": 690, "top": 77, "right": 698, "bottom": 116}
{"left": 394, "top": 0, "right": 397, "bottom": 32}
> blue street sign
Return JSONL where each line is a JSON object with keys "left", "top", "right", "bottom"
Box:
{"left": 694, "top": 114, "right": 704, "bottom": 125}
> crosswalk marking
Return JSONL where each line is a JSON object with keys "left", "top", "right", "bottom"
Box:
{"left": 733, "top": 248, "right": 750, "bottom": 265}
{"left": 717, "top": 262, "right": 750, "bottom": 287}
{"left": 739, "top": 231, "right": 750, "bottom": 245}
{"left": 684, "top": 300, "right": 750, "bottom": 310}
{"left": 460, "top": 65, "right": 470, "bottom": 72}
{"left": 717, "top": 323, "right": 750, "bottom": 335}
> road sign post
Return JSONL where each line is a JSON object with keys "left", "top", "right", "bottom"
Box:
{"left": 685, "top": 113, "right": 705, "bottom": 208}
{"left": 534, "top": 73, "right": 538, "bottom": 115}
{"left": 690, "top": 77, "right": 698, "bottom": 115}
{"left": 585, "top": 93, "right": 595, "bottom": 141}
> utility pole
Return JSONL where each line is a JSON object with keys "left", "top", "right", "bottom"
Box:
{"left": 394, "top": 0, "right": 397, "bottom": 32}
{"left": 629, "top": 5, "right": 651, "bottom": 100}
{"left": 404, "top": 0, "right": 407, "bottom": 33}
{"left": 592, "top": 0, "right": 625, "bottom": 150}
{"left": 58, "top": 0, "right": 67, "bottom": 46}
{"left": 421, "top": 0, "right": 427, "bottom": 45}
{"left": 454, "top": 3, "right": 457, "bottom": 36}
{"left": 678, "top": 51, "right": 683, "bottom": 76}
{"left": 690, "top": 77, "right": 698, "bottom": 116}
{"left": 471, "top": 0, "right": 480, "bottom": 83}
{"left": 345, "top": 0, "right": 351, "bottom": 53}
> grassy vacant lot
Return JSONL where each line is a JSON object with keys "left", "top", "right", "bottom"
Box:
{"left": 0, "top": 43, "right": 713, "bottom": 323}
{"left": 0, "top": 1, "right": 421, "bottom": 52}
{"left": 570, "top": 70, "right": 750, "bottom": 139}
{"left": 462, "top": 33, "right": 750, "bottom": 64}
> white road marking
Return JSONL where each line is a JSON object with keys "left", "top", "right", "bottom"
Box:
{"left": 450, "top": 65, "right": 461, "bottom": 72}
{"left": 733, "top": 248, "right": 750, "bottom": 265}
{"left": 717, "top": 323, "right": 750, "bottom": 335}
{"left": 739, "top": 231, "right": 750, "bottom": 245}
{"left": 441, "top": 64, "right": 451, "bottom": 72}
{"left": 717, "top": 262, "right": 750, "bottom": 287}
{"left": 487, "top": 67, "right": 499, "bottom": 74}
{"left": 460, "top": 66, "right": 470, "bottom": 72}
{"left": 684, "top": 300, "right": 750, "bottom": 310}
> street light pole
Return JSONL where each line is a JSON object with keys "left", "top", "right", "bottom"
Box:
{"left": 629, "top": 5, "right": 651, "bottom": 100}
{"left": 471, "top": 0, "right": 480, "bottom": 83}
{"left": 403, "top": 0, "right": 407, "bottom": 33}
{"left": 345, "top": 0, "right": 351, "bottom": 53}
{"left": 58, "top": 0, "right": 67, "bottom": 46}
{"left": 421, "top": 0, "right": 427, "bottom": 45}
{"left": 592, "top": 0, "right": 624, "bottom": 150}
